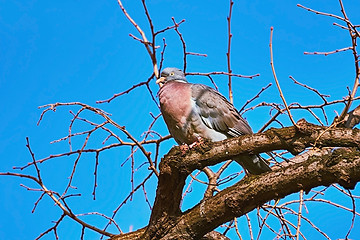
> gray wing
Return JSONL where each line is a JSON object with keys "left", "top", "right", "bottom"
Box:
{"left": 190, "top": 84, "right": 253, "bottom": 137}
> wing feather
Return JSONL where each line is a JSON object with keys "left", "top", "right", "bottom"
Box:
{"left": 190, "top": 84, "right": 253, "bottom": 137}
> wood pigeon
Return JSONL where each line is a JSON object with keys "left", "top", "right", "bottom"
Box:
{"left": 157, "top": 67, "right": 271, "bottom": 175}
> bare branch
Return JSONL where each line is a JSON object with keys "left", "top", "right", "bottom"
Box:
{"left": 116, "top": 0, "right": 159, "bottom": 78}
{"left": 304, "top": 46, "right": 353, "bottom": 56}
{"left": 96, "top": 81, "right": 148, "bottom": 104}
{"left": 239, "top": 83, "right": 272, "bottom": 113}
{"left": 269, "top": 27, "right": 298, "bottom": 128}
{"left": 289, "top": 76, "right": 330, "bottom": 103}
{"left": 226, "top": 0, "right": 234, "bottom": 103}
{"left": 186, "top": 71, "right": 260, "bottom": 79}
{"left": 336, "top": 0, "right": 360, "bottom": 123}
{"left": 296, "top": 190, "right": 304, "bottom": 240}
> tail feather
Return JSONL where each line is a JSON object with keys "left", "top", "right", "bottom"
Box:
{"left": 234, "top": 155, "right": 271, "bottom": 175}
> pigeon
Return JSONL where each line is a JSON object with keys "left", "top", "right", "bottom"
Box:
{"left": 157, "top": 67, "right": 271, "bottom": 175}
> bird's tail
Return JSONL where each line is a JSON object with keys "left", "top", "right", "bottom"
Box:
{"left": 234, "top": 155, "right": 271, "bottom": 175}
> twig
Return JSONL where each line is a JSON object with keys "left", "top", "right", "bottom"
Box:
{"left": 181, "top": 171, "right": 201, "bottom": 207}
{"left": 304, "top": 46, "right": 353, "bottom": 56}
{"left": 1, "top": 172, "right": 114, "bottom": 237}
{"left": 116, "top": 0, "right": 159, "bottom": 79}
{"left": 227, "top": 0, "right": 234, "bottom": 103}
{"left": 239, "top": 83, "right": 272, "bottom": 113}
{"left": 130, "top": 146, "right": 135, "bottom": 201}
{"left": 207, "top": 75, "right": 219, "bottom": 91}
{"left": 103, "top": 172, "right": 154, "bottom": 233}
{"left": 245, "top": 214, "right": 254, "bottom": 240}
{"left": 142, "top": 184, "right": 152, "bottom": 210}
{"left": 35, "top": 214, "right": 66, "bottom": 240}
{"left": 222, "top": 221, "right": 234, "bottom": 236}
{"left": 234, "top": 217, "right": 243, "bottom": 240}
{"left": 344, "top": 190, "right": 356, "bottom": 240}
{"left": 171, "top": 17, "right": 188, "bottom": 73}
{"left": 265, "top": 204, "right": 328, "bottom": 240}
{"left": 76, "top": 212, "right": 123, "bottom": 234}
{"left": 258, "top": 110, "right": 282, "bottom": 133}
{"left": 96, "top": 81, "right": 148, "bottom": 104}
{"left": 298, "top": 2, "right": 360, "bottom": 124}
{"left": 256, "top": 199, "right": 280, "bottom": 240}
{"left": 333, "top": 22, "right": 350, "bottom": 31}
{"left": 336, "top": 0, "right": 360, "bottom": 123}
{"left": 297, "top": 4, "right": 346, "bottom": 22}
{"left": 186, "top": 71, "right": 259, "bottom": 79}
{"left": 92, "top": 152, "right": 100, "bottom": 200}
{"left": 154, "top": 19, "right": 185, "bottom": 36}
{"left": 289, "top": 76, "right": 330, "bottom": 103}
{"left": 269, "top": 27, "right": 298, "bottom": 128}
{"left": 296, "top": 190, "right": 304, "bottom": 240}
{"left": 159, "top": 38, "right": 167, "bottom": 71}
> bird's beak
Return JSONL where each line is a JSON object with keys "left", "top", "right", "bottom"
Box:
{"left": 156, "top": 76, "right": 166, "bottom": 87}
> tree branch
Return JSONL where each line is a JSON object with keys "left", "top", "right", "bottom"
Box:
{"left": 111, "top": 119, "right": 360, "bottom": 239}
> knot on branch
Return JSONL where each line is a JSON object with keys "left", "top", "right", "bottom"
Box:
{"left": 320, "top": 148, "right": 360, "bottom": 190}
{"left": 296, "top": 118, "right": 317, "bottom": 134}
{"left": 323, "top": 148, "right": 354, "bottom": 167}
{"left": 266, "top": 120, "right": 313, "bottom": 155}
{"left": 287, "top": 141, "right": 307, "bottom": 155}
{"left": 159, "top": 147, "right": 188, "bottom": 175}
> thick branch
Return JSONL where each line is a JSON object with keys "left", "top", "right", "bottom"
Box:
{"left": 341, "top": 104, "right": 360, "bottom": 128}
{"left": 112, "top": 119, "right": 360, "bottom": 239}
{"left": 163, "top": 119, "right": 360, "bottom": 173}
{"left": 112, "top": 229, "right": 230, "bottom": 240}
{"left": 148, "top": 120, "right": 360, "bottom": 234}
{"left": 112, "top": 148, "right": 360, "bottom": 239}
{"left": 162, "top": 148, "right": 360, "bottom": 239}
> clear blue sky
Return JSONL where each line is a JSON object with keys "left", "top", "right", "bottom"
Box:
{"left": 1, "top": 0, "right": 359, "bottom": 239}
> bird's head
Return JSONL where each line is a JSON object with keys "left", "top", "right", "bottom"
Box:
{"left": 156, "top": 67, "right": 187, "bottom": 87}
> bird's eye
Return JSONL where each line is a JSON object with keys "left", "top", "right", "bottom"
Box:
{"left": 170, "top": 72, "right": 175, "bottom": 76}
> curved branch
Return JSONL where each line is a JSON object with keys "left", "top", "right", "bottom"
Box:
{"left": 112, "top": 119, "right": 360, "bottom": 239}
{"left": 163, "top": 148, "right": 360, "bottom": 239}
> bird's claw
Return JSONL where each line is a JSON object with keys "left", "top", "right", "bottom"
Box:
{"left": 179, "top": 137, "right": 205, "bottom": 155}
{"left": 189, "top": 137, "right": 205, "bottom": 149}
{"left": 179, "top": 144, "right": 190, "bottom": 155}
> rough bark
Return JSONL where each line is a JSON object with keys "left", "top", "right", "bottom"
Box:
{"left": 111, "top": 120, "right": 360, "bottom": 240}
{"left": 341, "top": 104, "right": 360, "bottom": 128}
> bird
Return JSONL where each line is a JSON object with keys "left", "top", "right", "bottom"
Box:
{"left": 156, "top": 67, "right": 271, "bottom": 175}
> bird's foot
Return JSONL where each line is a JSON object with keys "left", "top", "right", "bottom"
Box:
{"left": 179, "top": 144, "right": 190, "bottom": 155}
{"left": 189, "top": 137, "right": 206, "bottom": 149}
{"left": 179, "top": 138, "right": 208, "bottom": 155}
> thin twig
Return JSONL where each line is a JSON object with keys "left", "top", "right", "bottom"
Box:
{"left": 186, "top": 71, "right": 259, "bottom": 79}
{"left": 344, "top": 190, "right": 356, "bottom": 239}
{"left": 269, "top": 27, "right": 298, "bottom": 128}
{"left": 96, "top": 81, "right": 148, "bottom": 104}
{"left": 304, "top": 46, "right": 353, "bottom": 56}
{"left": 239, "top": 83, "right": 272, "bottom": 113}
{"left": 116, "top": 0, "right": 159, "bottom": 79}
{"left": 336, "top": 0, "right": 360, "bottom": 123}
{"left": 234, "top": 218, "right": 243, "bottom": 240}
{"left": 245, "top": 214, "right": 254, "bottom": 240}
{"left": 296, "top": 190, "right": 304, "bottom": 240}
{"left": 226, "top": 0, "right": 234, "bottom": 103}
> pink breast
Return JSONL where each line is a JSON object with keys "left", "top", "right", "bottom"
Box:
{"left": 159, "top": 81, "right": 192, "bottom": 126}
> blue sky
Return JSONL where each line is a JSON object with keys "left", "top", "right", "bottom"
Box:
{"left": 1, "top": 0, "right": 360, "bottom": 239}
